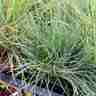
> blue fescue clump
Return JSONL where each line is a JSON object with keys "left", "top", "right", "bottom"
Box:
{"left": 0, "top": 0, "right": 96, "bottom": 96}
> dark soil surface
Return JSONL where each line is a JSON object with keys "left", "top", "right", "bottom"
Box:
{"left": 0, "top": 73, "right": 65, "bottom": 96}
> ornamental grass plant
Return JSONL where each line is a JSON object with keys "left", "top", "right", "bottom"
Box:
{"left": 0, "top": 0, "right": 96, "bottom": 96}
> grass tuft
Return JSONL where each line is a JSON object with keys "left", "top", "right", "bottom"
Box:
{"left": 0, "top": 0, "right": 96, "bottom": 96}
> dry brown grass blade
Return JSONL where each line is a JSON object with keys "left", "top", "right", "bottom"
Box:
{"left": 4, "top": 0, "right": 12, "bottom": 19}
{"left": 0, "top": 48, "right": 8, "bottom": 64}
{"left": 0, "top": 25, "right": 16, "bottom": 32}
